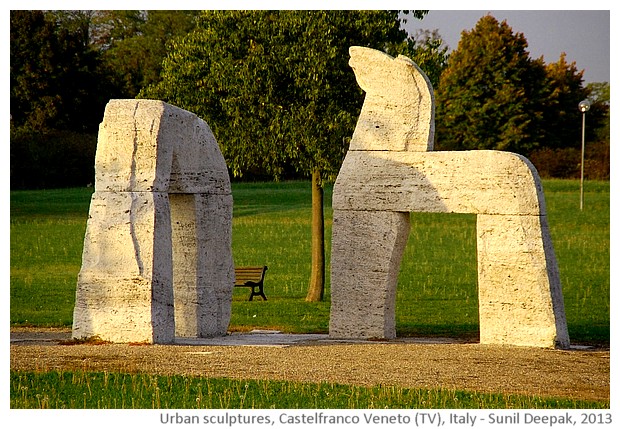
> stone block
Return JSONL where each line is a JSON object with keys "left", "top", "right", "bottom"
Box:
{"left": 348, "top": 47, "right": 435, "bottom": 152}
{"left": 73, "top": 191, "right": 175, "bottom": 343}
{"left": 333, "top": 150, "right": 545, "bottom": 215}
{"left": 94, "top": 99, "right": 230, "bottom": 194}
{"left": 329, "top": 210, "right": 410, "bottom": 339}
{"left": 477, "top": 214, "right": 569, "bottom": 347}
{"left": 73, "top": 100, "right": 234, "bottom": 344}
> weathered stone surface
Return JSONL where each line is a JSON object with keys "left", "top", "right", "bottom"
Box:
{"left": 333, "top": 150, "right": 545, "bottom": 216}
{"left": 348, "top": 47, "right": 435, "bottom": 152}
{"left": 329, "top": 47, "right": 569, "bottom": 348}
{"left": 73, "top": 191, "right": 175, "bottom": 343}
{"left": 73, "top": 100, "right": 234, "bottom": 344}
{"left": 169, "top": 193, "right": 234, "bottom": 337}
{"left": 477, "top": 214, "right": 568, "bottom": 348}
{"left": 94, "top": 99, "right": 230, "bottom": 194}
{"left": 330, "top": 210, "right": 410, "bottom": 339}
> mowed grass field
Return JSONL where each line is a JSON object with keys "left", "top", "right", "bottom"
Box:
{"left": 9, "top": 179, "right": 610, "bottom": 409}
{"left": 10, "top": 179, "right": 610, "bottom": 344}
{"left": 10, "top": 370, "right": 606, "bottom": 409}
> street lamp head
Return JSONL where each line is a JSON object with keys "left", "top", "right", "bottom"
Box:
{"left": 579, "top": 99, "right": 591, "bottom": 113}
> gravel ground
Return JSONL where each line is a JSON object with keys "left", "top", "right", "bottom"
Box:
{"left": 10, "top": 328, "right": 610, "bottom": 402}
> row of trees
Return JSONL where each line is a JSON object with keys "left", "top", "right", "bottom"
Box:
{"left": 11, "top": 10, "right": 610, "bottom": 300}
{"left": 11, "top": 11, "right": 609, "bottom": 183}
{"left": 10, "top": 10, "right": 201, "bottom": 188}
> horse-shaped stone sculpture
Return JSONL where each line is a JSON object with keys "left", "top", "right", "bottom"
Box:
{"left": 329, "top": 47, "right": 569, "bottom": 348}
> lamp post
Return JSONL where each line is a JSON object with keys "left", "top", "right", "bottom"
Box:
{"left": 578, "top": 99, "right": 591, "bottom": 211}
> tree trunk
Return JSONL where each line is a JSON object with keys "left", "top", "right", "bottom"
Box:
{"left": 305, "top": 169, "right": 325, "bottom": 302}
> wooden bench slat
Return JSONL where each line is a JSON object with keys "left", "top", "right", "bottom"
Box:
{"left": 234, "top": 266, "right": 267, "bottom": 301}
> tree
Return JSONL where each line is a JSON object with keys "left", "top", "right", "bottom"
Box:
{"left": 11, "top": 10, "right": 202, "bottom": 189}
{"left": 388, "top": 29, "right": 449, "bottom": 90}
{"left": 47, "top": 11, "right": 200, "bottom": 99}
{"left": 10, "top": 10, "right": 107, "bottom": 189}
{"left": 94, "top": 11, "right": 200, "bottom": 98}
{"left": 584, "top": 81, "right": 610, "bottom": 143}
{"left": 435, "top": 15, "right": 548, "bottom": 155}
{"left": 142, "top": 10, "right": 426, "bottom": 301}
{"left": 539, "top": 53, "right": 589, "bottom": 150}
{"left": 10, "top": 10, "right": 104, "bottom": 132}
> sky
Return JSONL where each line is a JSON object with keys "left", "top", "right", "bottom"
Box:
{"left": 402, "top": 10, "right": 611, "bottom": 84}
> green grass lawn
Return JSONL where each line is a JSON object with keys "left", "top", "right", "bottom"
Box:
{"left": 10, "top": 370, "right": 607, "bottom": 409}
{"left": 9, "top": 180, "right": 610, "bottom": 409}
{"left": 10, "top": 179, "right": 610, "bottom": 344}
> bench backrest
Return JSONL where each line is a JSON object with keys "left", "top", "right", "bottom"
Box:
{"left": 234, "top": 266, "right": 267, "bottom": 284}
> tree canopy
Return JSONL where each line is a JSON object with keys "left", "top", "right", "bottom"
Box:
{"left": 10, "top": 10, "right": 106, "bottom": 132}
{"left": 140, "top": 10, "right": 430, "bottom": 301}
{"left": 94, "top": 10, "right": 200, "bottom": 98}
{"left": 433, "top": 14, "right": 605, "bottom": 159}
{"left": 141, "top": 10, "right": 427, "bottom": 181}
{"left": 435, "top": 15, "right": 549, "bottom": 154}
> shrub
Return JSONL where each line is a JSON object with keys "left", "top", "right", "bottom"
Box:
{"left": 10, "top": 127, "right": 96, "bottom": 189}
{"left": 529, "top": 141, "right": 609, "bottom": 180}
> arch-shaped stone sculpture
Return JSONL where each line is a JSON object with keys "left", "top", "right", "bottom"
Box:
{"left": 329, "top": 47, "right": 570, "bottom": 348}
{"left": 72, "top": 99, "right": 234, "bottom": 344}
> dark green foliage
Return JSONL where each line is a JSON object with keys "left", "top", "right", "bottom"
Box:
{"left": 585, "top": 82, "right": 610, "bottom": 143}
{"left": 435, "top": 15, "right": 548, "bottom": 155}
{"left": 141, "top": 10, "right": 414, "bottom": 181}
{"left": 540, "top": 53, "right": 589, "bottom": 150}
{"left": 10, "top": 11, "right": 104, "bottom": 190}
{"left": 10, "top": 10, "right": 202, "bottom": 190}
{"left": 10, "top": 10, "right": 107, "bottom": 133}
{"left": 389, "top": 29, "right": 450, "bottom": 90}
{"left": 434, "top": 14, "right": 609, "bottom": 166}
{"left": 10, "top": 127, "right": 96, "bottom": 189}
{"left": 94, "top": 11, "right": 200, "bottom": 98}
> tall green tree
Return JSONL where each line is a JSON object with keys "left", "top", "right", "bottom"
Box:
{"left": 142, "top": 10, "right": 427, "bottom": 301}
{"left": 95, "top": 11, "right": 200, "bottom": 97}
{"left": 540, "top": 53, "right": 589, "bottom": 150}
{"left": 435, "top": 14, "right": 548, "bottom": 155}
{"left": 11, "top": 10, "right": 200, "bottom": 189}
{"left": 47, "top": 11, "right": 200, "bottom": 99}
{"left": 10, "top": 10, "right": 106, "bottom": 189}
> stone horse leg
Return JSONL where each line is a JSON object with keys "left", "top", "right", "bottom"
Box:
{"left": 329, "top": 210, "right": 410, "bottom": 339}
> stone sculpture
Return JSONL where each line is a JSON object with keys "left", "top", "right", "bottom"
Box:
{"left": 329, "top": 47, "right": 570, "bottom": 348}
{"left": 72, "top": 99, "right": 234, "bottom": 344}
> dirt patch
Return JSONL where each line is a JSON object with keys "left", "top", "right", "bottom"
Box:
{"left": 10, "top": 329, "right": 609, "bottom": 403}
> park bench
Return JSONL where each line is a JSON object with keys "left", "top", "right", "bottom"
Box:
{"left": 234, "top": 266, "right": 268, "bottom": 301}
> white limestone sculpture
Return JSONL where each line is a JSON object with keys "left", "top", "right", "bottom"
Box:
{"left": 72, "top": 99, "right": 234, "bottom": 344}
{"left": 329, "top": 47, "right": 570, "bottom": 348}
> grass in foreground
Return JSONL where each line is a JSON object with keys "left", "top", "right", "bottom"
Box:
{"left": 10, "top": 370, "right": 608, "bottom": 409}
{"left": 9, "top": 180, "right": 610, "bottom": 344}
